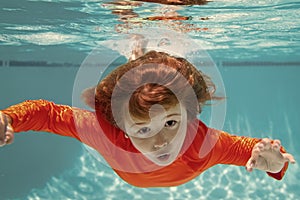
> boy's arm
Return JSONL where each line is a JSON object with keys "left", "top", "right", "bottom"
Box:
{"left": 204, "top": 128, "right": 294, "bottom": 180}
{"left": 1, "top": 99, "right": 111, "bottom": 150}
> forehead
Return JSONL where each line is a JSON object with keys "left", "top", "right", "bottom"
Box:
{"left": 125, "top": 103, "right": 182, "bottom": 124}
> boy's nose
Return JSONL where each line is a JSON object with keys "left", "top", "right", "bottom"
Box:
{"left": 153, "top": 132, "right": 168, "bottom": 150}
{"left": 153, "top": 142, "right": 168, "bottom": 149}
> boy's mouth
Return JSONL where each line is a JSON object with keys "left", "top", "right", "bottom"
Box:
{"left": 156, "top": 153, "right": 171, "bottom": 161}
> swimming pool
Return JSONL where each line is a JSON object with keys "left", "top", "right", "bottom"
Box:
{"left": 0, "top": 0, "right": 299, "bottom": 199}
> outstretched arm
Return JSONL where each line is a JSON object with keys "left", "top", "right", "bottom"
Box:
{"left": 0, "top": 99, "right": 110, "bottom": 150}
{"left": 205, "top": 128, "right": 295, "bottom": 180}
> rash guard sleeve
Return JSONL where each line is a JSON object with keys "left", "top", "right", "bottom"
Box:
{"left": 209, "top": 128, "right": 289, "bottom": 180}
{"left": 1, "top": 99, "right": 111, "bottom": 151}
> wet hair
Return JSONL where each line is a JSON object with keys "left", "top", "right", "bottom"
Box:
{"left": 82, "top": 50, "right": 220, "bottom": 128}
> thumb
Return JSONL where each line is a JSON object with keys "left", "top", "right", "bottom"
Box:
{"left": 246, "top": 157, "right": 257, "bottom": 172}
{"left": 283, "top": 153, "right": 296, "bottom": 164}
{"left": 246, "top": 147, "right": 261, "bottom": 172}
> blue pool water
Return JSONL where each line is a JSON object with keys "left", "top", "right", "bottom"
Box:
{"left": 0, "top": 0, "right": 299, "bottom": 199}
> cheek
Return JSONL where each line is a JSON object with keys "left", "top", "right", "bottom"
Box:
{"left": 165, "top": 126, "right": 180, "bottom": 141}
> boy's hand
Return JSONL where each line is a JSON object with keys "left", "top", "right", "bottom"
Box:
{"left": 246, "top": 138, "right": 296, "bottom": 173}
{"left": 0, "top": 111, "right": 14, "bottom": 147}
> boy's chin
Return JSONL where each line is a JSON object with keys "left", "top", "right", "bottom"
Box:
{"left": 147, "top": 153, "right": 177, "bottom": 166}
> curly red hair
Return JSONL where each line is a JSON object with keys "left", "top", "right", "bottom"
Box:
{"left": 82, "top": 50, "right": 219, "bottom": 128}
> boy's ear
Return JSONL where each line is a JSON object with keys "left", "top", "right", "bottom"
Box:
{"left": 81, "top": 86, "right": 96, "bottom": 109}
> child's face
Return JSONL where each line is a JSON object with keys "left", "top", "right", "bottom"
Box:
{"left": 123, "top": 103, "right": 187, "bottom": 166}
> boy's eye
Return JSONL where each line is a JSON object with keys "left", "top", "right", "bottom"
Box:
{"left": 165, "top": 120, "right": 178, "bottom": 128}
{"left": 137, "top": 127, "right": 151, "bottom": 135}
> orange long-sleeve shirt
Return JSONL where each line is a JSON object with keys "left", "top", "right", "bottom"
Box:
{"left": 2, "top": 100, "right": 288, "bottom": 187}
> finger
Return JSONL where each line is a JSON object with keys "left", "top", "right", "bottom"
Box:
{"left": 283, "top": 153, "right": 296, "bottom": 164}
{"left": 5, "top": 125, "right": 14, "bottom": 145}
{"left": 0, "top": 112, "right": 6, "bottom": 141}
{"left": 252, "top": 145, "right": 261, "bottom": 158}
{"left": 246, "top": 147, "right": 260, "bottom": 172}
{"left": 272, "top": 139, "right": 281, "bottom": 151}
{"left": 0, "top": 113, "right": 13, "bottom": 147}
{"left": 5, "top": 134, "right": 14, "bottom": 145}
{"left": 246, "top": 158, "right": 256, "bottom": 172}
{"left": 260, "top": 138, "right": 271, "bottom": 150}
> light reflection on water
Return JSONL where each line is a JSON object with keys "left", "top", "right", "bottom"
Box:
{"left": 0, "top": 0, "right": 299, "bottom": 60}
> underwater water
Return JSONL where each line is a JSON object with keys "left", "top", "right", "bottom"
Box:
{"left": 0, "top": 0, "right": 299, "bottom": 199}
